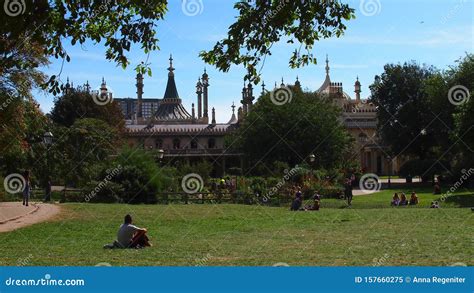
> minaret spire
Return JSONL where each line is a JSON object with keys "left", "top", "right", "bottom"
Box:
{"left": 168, "top": 54, "right": 175, "bottom": 76}
{"left": 325, "top": 54, "right": 330, "bottom": 77}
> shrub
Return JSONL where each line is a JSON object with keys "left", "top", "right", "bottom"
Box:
{"left": 82, "top": 147, "right": 169, "bottom": 204}
{"left": 399, "top": 159, "right": 449, "bottom": 182}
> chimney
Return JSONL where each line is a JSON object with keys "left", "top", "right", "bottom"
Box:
{"left": 247, "top": 82, "right": 254, "bottom": 113}
{"left": 192, "top": 103, "right": 196, "bottom": 119}
{"left": 211, "top": 107, "right": 216, "bottom": 125}
{"left": 241, "top": 81, "right": 247, "bottom": 114}
{"left": 136, "top": 73, "right": 144, "bottom": 118}
{"left": 196, "top": 77, "right": 203, "bottom": 118}
{"left": 202, "top": 69, "right": 209, "bottom": 118}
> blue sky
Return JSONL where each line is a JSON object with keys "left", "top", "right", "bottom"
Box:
{"left": 35, "top": 0, "right": 473, "bottom": 122}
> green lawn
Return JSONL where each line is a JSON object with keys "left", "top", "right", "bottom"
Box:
{"left": 0, "top": 188, "right": 473, "bottom": 267}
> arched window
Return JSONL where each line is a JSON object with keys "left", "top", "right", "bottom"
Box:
{"left": 190, "top": 139, "right": 198, "bottom": 149}
{"left": 155, "top": 139, "right": 163, "bottom": 149}
{"left": 208, "top": 138, "right": 216, "bottom": 149}
{"left": 358, "top": 133, "right": 368, "bottom": 144}
{"left": 173, "top": 138, "right": 181, "bottom": 149}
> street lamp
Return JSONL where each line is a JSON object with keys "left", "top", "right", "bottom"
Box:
{"left": 386, "top": 155, "right": 392, "bottom": 189}
{"left": 309, "top": 153, "right": 316, "bottom": 178}
{"left": 43, "top": 131, "right": 53, "bottom": 202}
{"left": 157, "top": 149, "right": 165, "bottom": 164}
{"left": 43, "top": 132, "right": 53, "bottom": 145}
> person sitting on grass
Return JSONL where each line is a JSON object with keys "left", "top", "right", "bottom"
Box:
{"left": 433, "top": 182, "right": 441, "bottom": 194}
{"left": 305, "top": 198, "right": 320, "bottom": 211}
{"left": 399, "top": 193, "right": 408, "bottom": 206}
{"left": 430, "top": 201, "right": 440, "bottom": 209}
{"left": 409, "top": 192, "right": 419, "bottom": 205}
{"left": 290, "top": 188, "right": 303, "bottom": 211}
{"left": 391, "top": 193, "right": 400, "bottom": 206}
{"left": 104, "top": 214, "right": 151, "bottom": 249}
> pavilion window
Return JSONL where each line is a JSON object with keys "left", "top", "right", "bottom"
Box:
{"left": 156, "top": 139, "right": 163, "bottom": 149}
{"left": 358, "top": 133, "right": 368, "bottom": 144}
{"left": 173, "top": 138, "right": 181, "bottom": 149}
{"left": 208, "top": 138, "right": 216, "bottom": 149}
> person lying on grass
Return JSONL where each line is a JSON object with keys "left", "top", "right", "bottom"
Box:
{"left": 104, "top": 214, "right": 151, "bottom": 249}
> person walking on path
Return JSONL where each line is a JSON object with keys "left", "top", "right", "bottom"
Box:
{"left": 43, "top": 178, "right": 51, "bottom": 202}
{"left": 22, "top": 170, "right": 31, "bottom": 207}
{"left": 344, "top": 178, "right": 353, "bottom": 207}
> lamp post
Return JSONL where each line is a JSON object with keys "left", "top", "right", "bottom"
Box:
{"left": 309, "top": 153, "right": 316, "bottom": 178}
{"left": 157, "top": 149, "right": 165, "bottom": 164}
{"left": 386, "top": 155, "right": 392, "bottom": 189}
{"left": 43, "top": 131, "right": 53, "bottom": 202}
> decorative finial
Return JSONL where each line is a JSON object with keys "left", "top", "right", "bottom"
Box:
{"left": 168, "top": 54, "right": 175, "bottom": 74}
{"left": 280, "top": 77, "right": 285, "bottom": 87}
{"left": 231, "top": 102, "right": 236, "bottom": 114}
{"left": 262, "top": 81, "right": 266, "bottom": 92}
{"left": 325, "top": 54, "right": 330, "bottom": 76}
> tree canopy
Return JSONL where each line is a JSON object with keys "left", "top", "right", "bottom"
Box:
{"left": 369, "top": 62, "right": 442, "bottom": 160}
{"left": 201, "top": 0, "right": 354, "bottom": 83}
{"left": 226, "top": 86, "right": 353, "bottom": 175}
{"left": 49, "top": 89, "right": 125, "bottom": 131}
{"left": 1, "top": 0, "right": 354, "bottom": 94}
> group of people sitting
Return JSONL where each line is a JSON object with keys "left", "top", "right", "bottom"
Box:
{"left": 290, "top": 188, "right": 321, "bottom": 211}
{"left": 391, "top": 192, "right": 418, "bottom": 206}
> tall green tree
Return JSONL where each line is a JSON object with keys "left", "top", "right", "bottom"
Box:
{"left": 227, "top": 86, "right": 352, "bottom": 174}
{"left": 1, "top": 0, "right": 354, "bottom": 93}
{"left": 51, "top": 118, "right": 121, "bottom": 186}
{"left": 450, "top": 54, "right": 474, "bottom": 171}
{"left": 49, "top": 89, "right": 124, "bottom": 131}
{"left": 370, "top": 62, "right": 439, "bottom": 160}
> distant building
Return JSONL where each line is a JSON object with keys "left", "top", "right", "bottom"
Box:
{"left": 114, "top": 97, "right": 161, "bottom": 120}
{"left": 80, "top": 55, "right": 402, "bottom": 176}
{"left": 316, "top": 55, "right": 402, "bottom": 175}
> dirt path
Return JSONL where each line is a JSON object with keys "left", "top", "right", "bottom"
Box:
{"left": 0, "top": 202, "right": 61, "bottom": 233}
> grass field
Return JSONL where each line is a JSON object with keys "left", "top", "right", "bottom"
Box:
{"left": 0, "top": 188, "right": 473, "bottom": 266}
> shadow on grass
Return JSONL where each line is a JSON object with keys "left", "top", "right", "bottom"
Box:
{"left": 442, "top": 193, "right": 474, "bottom": 208}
